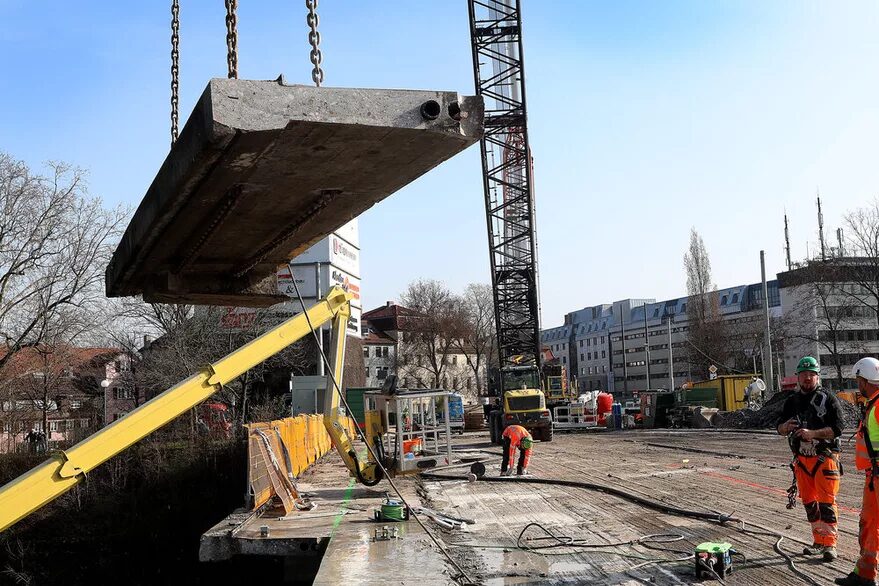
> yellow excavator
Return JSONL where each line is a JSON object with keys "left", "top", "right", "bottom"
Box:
{"left": 0, "top": 287, "right": 386, "bottom": 532}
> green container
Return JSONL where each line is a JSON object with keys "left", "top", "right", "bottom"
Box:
{"left": 346, "top": 388, "right": 378, "bottom": 427}
{"left": 682, "top": 386, "right": 721, "bottom": 408}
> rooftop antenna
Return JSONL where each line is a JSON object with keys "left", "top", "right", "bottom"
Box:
{"left": 784, "top": 211, "right": 792, "bottom": 269}
{"left": 817, "top": 192, "right": 827, "bottom": 261}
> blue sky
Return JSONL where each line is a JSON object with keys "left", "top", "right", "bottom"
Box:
{"left": 3, "top": 1, "right": 878, "bottom": 327}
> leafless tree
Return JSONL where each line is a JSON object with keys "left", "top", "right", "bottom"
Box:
{"left": 123, "top": 302, "right": 313, "bottom": 428}
{"left": 449, "top": 283, "right": 496, "bottom": 395}
{"left": 0, "top": 153, "right": 127, "bottom": 369}
{"left": 398, "top": 279, "right": 458, "bottom": 389}
{"left": 683, "top": 228, "right": 728, "bottom": 377}
{"left": 843, "top": 198, "right": 879, "bottom": 327}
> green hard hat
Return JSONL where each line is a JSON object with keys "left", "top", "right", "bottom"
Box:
{"left": 796, "top": 356, "right": 820, "bottom": 374}
{"left": 521, "top": 437, "right": 534, "bottom": 449}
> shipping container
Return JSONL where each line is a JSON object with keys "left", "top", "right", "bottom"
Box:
{"left": 687, "top": 375, "right": 756, "bottom": 411}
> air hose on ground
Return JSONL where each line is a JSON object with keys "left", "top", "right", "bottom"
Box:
{"left": 421, "top": 473, "right": 824, "bottom": 586}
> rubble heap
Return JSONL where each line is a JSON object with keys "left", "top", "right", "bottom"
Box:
{"left": 713, "top": 391, "right": 862, "bottom": 430}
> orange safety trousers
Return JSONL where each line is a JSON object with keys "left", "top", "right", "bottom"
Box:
{"left": 794, "top": 454, "right": 840, "bottom": 547}
{"left": 855, "top": 471, "right": 879, "bottom": 580}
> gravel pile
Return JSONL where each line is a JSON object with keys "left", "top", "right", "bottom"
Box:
{"left": 713, "top": 391, "right": 862, "bottom": 431}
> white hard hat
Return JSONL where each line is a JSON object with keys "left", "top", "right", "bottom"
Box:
{"left": 853, "top": 357, "right": 879, "bottom": 384}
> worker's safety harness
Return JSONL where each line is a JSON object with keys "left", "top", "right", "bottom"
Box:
{"left": 785, "top": 390, "right": 837, "bottom": 509}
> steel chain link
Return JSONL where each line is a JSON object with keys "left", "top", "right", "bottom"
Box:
{"left": 170, "top": 0, "right": 180, "bottom": 144}
{"left": 305, "top": 0, "right": 323, "bottom": 86}
{"left": 225, "top": 0, "right": 238, "bottom": 79}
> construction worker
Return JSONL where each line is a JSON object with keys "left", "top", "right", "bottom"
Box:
{"left": 836, "top": 357, "right": 879, "bottom": 586}
{"left": 777, "top": 355, "right": 845, "bottom": 562}
{"left": 500, "top": 424, "right": 532, "bottom": 476}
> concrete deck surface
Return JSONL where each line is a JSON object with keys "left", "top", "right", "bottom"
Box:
{"left": 204, "top": 429, "right": 864, "bottom": 584}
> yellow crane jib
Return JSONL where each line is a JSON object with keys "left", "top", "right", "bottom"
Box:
{"left": 0, "top": 286, "right": 364, "bottom": 532}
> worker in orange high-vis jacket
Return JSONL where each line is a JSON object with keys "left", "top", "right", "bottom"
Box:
{"left": 778, "top": 356, "right": 846, "bottom": 563}
{"left": 500, "top": 424, "right": 533, "bottom": 477}
{"left": 836, "top": 357, "right": 879, "bottom": 586}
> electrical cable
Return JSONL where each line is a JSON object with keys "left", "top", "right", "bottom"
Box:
{"left": 683, "top": 339, "right": 752, "bottom": 375}
{"left": 422, "top": 472, "right": 823, "bottom": 585}
{"left": 286, "top": 277, "right": 476, "bottom": 586}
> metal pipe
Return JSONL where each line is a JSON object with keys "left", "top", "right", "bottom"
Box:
{"left": 760, "top": 251, "right": 775, "bottom": 393}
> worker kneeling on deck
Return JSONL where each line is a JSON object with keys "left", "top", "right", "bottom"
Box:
{"left": 836, "top": 357, "right": 879, "bottom": 586}
{"left": 778, "top": 356, "right": 845, "bottom": 562}
{"left": 500, "top": 424, "right": 532, "bottom": 477}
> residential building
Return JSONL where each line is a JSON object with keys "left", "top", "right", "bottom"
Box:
{"left": 0, "top": 346, "right": 127, "bottom": 453}
{"left": 361, "top": 302, "right": 486, "bottom": 401}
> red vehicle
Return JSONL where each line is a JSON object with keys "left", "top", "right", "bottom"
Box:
{"left": 198, "top": 402, "right": 232, "bottom": 438}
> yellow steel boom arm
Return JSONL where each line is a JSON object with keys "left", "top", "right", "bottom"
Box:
{"left": 0, "top": 286, "right": 369, "bottom": 532}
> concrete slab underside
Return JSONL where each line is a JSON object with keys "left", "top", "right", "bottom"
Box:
{"left": 107, "top": 79, "right": 482, "bottom": 306}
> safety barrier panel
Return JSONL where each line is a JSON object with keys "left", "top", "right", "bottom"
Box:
{"left": 245, "top": 414, "right": 357, "bottom": 513}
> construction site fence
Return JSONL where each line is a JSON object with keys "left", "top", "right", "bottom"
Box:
{"left": 244, "top": 414, "right": 357, "bottom": 512}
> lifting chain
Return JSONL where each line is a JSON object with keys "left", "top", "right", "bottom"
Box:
{"left": 225, "top": 0, "right": 238, "bottom": 79}
{"left": 305, "top": 0, "right": 323, "bottom": 86}
{"left": 170, "top": 0, "right": 180, "bottom": 145}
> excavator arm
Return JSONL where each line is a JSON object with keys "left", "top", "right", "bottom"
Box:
{"left": 0, "top": 285, "right": 375, "bottom": 532}
{"left": 322, "top": 305, "right": 383, "bottom": 486}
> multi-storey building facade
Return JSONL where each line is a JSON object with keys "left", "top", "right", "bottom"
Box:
{"left": 541, "top": 282, "right": 782, "bottom": 402}
{"left": 778, "top": 258, "right": 879, "bottom": 391}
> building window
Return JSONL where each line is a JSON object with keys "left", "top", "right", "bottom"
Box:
{"left": 587, "top": 352, "right": 592, "bottom": 360}
{"left": 70, "top": 400, "right": 82, "bottom": 409}
{"left": 452, "top": 355, "right": 458, "bottom": 365}
{"left": 383, "top": 346, "right": 390, "bottom": 358}
{"left": 579, "top": 340, "right": 583, "bottom": 348}
{"left": 587, "top": 339, "right": 591, "bottom": 347}
{"left": 377, "top": 367, "right": 388, "bottom": 380}
{"left": 364, "top": 347, "right": 370, "bottom": 358}
{"left": 365, "top": 367, "right": 370, "bottom": 377}
{"left": 466, "top": 378, "right": 472, "bottom": 390}
{"left": 601, "top": 336, "right": 605, "bottom": 344}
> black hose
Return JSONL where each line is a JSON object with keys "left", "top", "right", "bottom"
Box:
{"left": 422, "top": 472, "right": 823, "bottom": 586}
{"left": 349, "top": 450, "right": 384, "bottom": 487}
{"left": 421, "top": 473, "right": 738, "bottom": 524}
